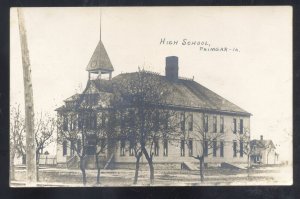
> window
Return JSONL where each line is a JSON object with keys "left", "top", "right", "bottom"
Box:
{"left": 154, "top": 111, "right": 159, "bottom": 132}
{"left": 77, "top": 140, "right": 81, "bottom": 153}
{"left": 164, "top": 112, "right": 169, "bottom": 130}
{"left": 240, "top": 119, "right": 243, "bottom": 134}
{"left": 180, "top": 139, "right": 185, "bottom": 156}
{"left": 99, "top": 138, "right": 106, "bottom": 153}
{"left": 204, "top": 140, "right": 208, "bottom": 157}
{"left": 220, "top": 141, "right": 224, "bottom": 157}
{"left": 85, "top": 113, "right": 97, "bottom": 130}
{"left": 233, "top": 118, "right": 237, "bottom": 134}
{"left": 129, "top": 140, "right": 134, "bottom": 156}
{"left": 180, "top": 113, "right": 185, "bottom": 131}
{"left": 213, "top": 139, "right": 217, "bottom": 157}
{"left": 204, "top": 115, "right": 208, "bottom": 132}
{"left": 120, "top": 139, "right": 126, "bottom": 156}
{"left": 188, "top": 114, "right": 193, "bottom": 131}
{"left": 213, "top": 116, "right": 217, "bottom": 133}
{"left": 63, "top": 141, "right": 67, "bottom": 156}
{"left": 188, "top": 139, "right": 193, "bottom": 157}
{"left": 78, "top": 113, "right": 83, "bottom": 130}
{"left": 70, "top": 140, "right": 75, "bottom": 156}
{"left": 154, "top": 138, "right": 159, "bottom": 156}
{"left": 163, "top": 139, "right": 168, "bottom": 156}
{"left": 70, "top": 115, "right": 76, "bottom": 131}
{"left": 220, "top": 117, "right": 224, "bottom": 133}
{"left": 233, "top": 141, "right": 237, "bottom": 157}
{"left": 240, "top": 140, "right": 244, "bottom": 157}
{"left": 101, "top": 113, "right": 106, "bottom": 127}
{"left": 63, "top": 116, "right": 68, "bottom": 131}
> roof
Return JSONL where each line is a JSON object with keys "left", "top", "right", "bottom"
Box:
{"left": 86, "top": 40, "right": 114, "bottom": 73}
{"left": 250, "top": 139, "right": 276, "bottom": 149}
{"left": 57, "top": 72, "right": 251, "bottom": 116}
{"left": 112, "top": 72, "right": 251, "bottom": 116}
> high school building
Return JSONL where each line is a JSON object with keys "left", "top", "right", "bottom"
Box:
{"left": 56, "top": 39, "right": 251, "bottom": 170}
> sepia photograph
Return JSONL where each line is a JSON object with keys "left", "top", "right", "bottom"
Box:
{"left": 10, "top": 6, "right": 292, "bottom": 187}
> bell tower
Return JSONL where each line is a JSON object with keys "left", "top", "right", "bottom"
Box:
{"left": 86, "top": 11, "right": 114, "bottom": 80}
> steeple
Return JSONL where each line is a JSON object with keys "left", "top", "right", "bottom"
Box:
{"left": 86, "top": 10, "right": 114, "bottom": 80}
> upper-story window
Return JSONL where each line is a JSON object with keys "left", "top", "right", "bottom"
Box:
{"left": 220, "top": 117, "right": 224, "bottom": 133}
{"left": 204, "top": 115, "right": 208, "bottom": 132}
{"left": 233, "top": 118, "right": 237, "bottom": 134}
{"left": 188, "top": 114, "right": 193, "bottom": 131}
{"left": 70, "top": 115, "right": 76, "bottom": 131}
{"left": 213, "top": 116, "right": 217, "bottom": 133}
{"left": 180, "top": 113, "right": 185, "bottom": 131}
{"left": 63, "top": 116, "right": 68, "bottom": 131}
{"left": 240, "top": 119, "right": 244, "bottom": 134}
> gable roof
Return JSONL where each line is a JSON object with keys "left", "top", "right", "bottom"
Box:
{"left": 86, "top": 40, "right": 114, "bottom": 73}
{"left": 250, "top": 139, "right": 276, "bottom": 149}
{"left": 112, "top": 72, "right": 251, "bottom": 116}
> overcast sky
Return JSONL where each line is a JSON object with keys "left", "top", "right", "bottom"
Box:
{"left": 10, "top": 7, "right": 292, "bottom": 161}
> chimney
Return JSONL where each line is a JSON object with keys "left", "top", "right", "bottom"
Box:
{"left": 165, "top": 56, "right": 179, "bottom": 81}
{"left": 260, "top": 135, "right": 263, "bottom": 141}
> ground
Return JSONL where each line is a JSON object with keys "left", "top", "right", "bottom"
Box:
{"left": 11, "top": 164, "right": 292, "bottom": 187}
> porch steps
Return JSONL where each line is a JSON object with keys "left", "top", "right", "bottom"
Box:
{"left": 221, "top": 162, "right": 248, "bottom": 170}
{"left": 181, "top": 162, "right": 198, "bottom": 171}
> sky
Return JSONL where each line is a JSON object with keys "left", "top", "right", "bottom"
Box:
{"left": 10, "top": 7, "right": 292, "bottom": 161}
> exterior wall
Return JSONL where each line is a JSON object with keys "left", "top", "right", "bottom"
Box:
{"left": 262, "top": 147, "right": 277, "bottom": 164}
{"left": 113, "top": 111, "right": 250, "bottom": 166}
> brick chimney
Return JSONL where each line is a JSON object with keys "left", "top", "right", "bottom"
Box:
{"left": 260, "top": 135, "right": 263, "bottom": 141}
{"left": 165, "top": 56, "right": 179, "bottom": 81}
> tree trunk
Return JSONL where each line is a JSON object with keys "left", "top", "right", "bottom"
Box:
{"left": 18, "top": 8, "right": 37, "bottom": 186}
{"left": 133, "top": 152, "right": 142, "bottom": 185}
{"left": 36, "top": 152, "right": 40, "bottom": 181}
{"left": 95, "top": 154, "right": 101, "bottom": 185}
{"left": 247, "top": 154, "right": 250, "bottom": 179}
{"left": 142, "top": 147, "right": 154, "bottom": 184}
{"left": 199, "top": 156, "right": 204, "bottom": 182}
{"left": 79, "top": 157, "right": 87, "bottom": 186}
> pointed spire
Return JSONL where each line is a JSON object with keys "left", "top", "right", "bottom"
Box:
{"left": 86, "top": 40, "right": 114, "bottom": 73}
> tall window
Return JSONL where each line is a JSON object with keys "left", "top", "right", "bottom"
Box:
{"left": 233, "top": 118, "right": 237, "bottom": 134}
{"left": 101, "top": 113, "right": 106, "bottom": 128}
{"left": 188, "top": 114, "right": 193, "bottom": 131}
{"left": 233, "top": 141, "right": 237, "bottom": 157}
{"left": 120, "top": 139, "right": 125, "bottom": 156}
{"left": 240, "top": 119, "right": 243, "bottom": 134}
{"left": 70, "top": 115, "right": 76, "bottom": 131}
{"left": 188, "top": 139, "right": 193, "bottom": 157}
{"left": 164, "top": 112, "right": 169, "bottom": 130}
{"left": 63, "top": 116, "right": 68, "bottom": 131}
{"left": 77, "top": 140, "right": 81, "bottom": 153}
{"left": 129, "top": 140, "right": 134, "bottom": 156}
{"left": 154, "top": 111, "right": 160, "bottom": 132}
{"left": 70, "top": 140, "right": 75, "bottom": 156}
{"left": 78, "top": 113, "right": 83, "bottom": 130}
{"left": 240, "top": 140, "right": 244, "bottom": 157}
{"left": 213, "top": 116, "right": 217, "bottom": 133}
{"left": 180, "top": 139, "right": 185, "bottom": 156}
{"left": 163, "top": 139, "right": 168, "bottom": 156}
{"left": 204, "top": 140, "right": 208, "bottom": 157}
{"left": 154, "top": 138, "right": 159, "bottom": 156}
{"left": 180, "top": 113, "right": 185, "bottom": 131}
{"left": 204, "top": 115, "right": 208, "bottom": 132}
{"left": 220, "top": 117, "right": 224, "bottom": 133}
{"left": 213, "top": 139, "right": 217, "bottom": 157}
{"left": 63, "top": 141, "right": 67, "bottom": 156}
{"left": 220, "top": 141, "right": 224, "bottom": 157}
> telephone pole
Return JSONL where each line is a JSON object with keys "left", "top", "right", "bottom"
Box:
{"left": 17, "top": 8, "right": 37, "bottom": 186}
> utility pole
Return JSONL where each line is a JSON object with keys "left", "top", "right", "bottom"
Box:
{"left": 17, "top": 8, "right": 37, "bottom": 186}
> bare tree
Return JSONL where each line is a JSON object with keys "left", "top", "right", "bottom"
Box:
{"left": 233, "top": 127, "right": 251, "bottom": 178}
{"left": 34, "top": 112, "right": 56, "bottom": 180}
{"left": 112, "top": 69, "right": 179, "bottom": 184}
{"left": 10, "top": 104, "right": 25, "bottom": 181}
{"left": 185, "top": 114, "right": 225, "bottom": 182}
